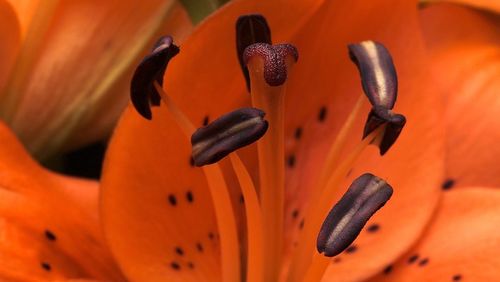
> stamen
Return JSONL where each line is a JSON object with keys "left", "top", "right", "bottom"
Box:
{"left": 285, "top": 95, "right": 365, "bottom": 282}
{"left": 303, "top": 174, "right": 393, "bottom": 282}
{"left": 131, "top": 36, "right": 179, "bottom": 120}
{"left": 245, "top": 42, "right": 298, "bottom": 281}
{"left": 236, "top": 14, "right": 272, "bottom": 91}
{"left": 191, "top": 108, "right": 268, "bottom": 166}
{"left": 229, "top": 154, "right": 264, "bottom": 282}
{"left": 153, "top": 82, "right": 240, "bottom": 282}
{"left": 316, "top": 173, "right": 393, "bottom": 257}
{"left": 349, "top": 41, "right": 406, "bottom": 155}
{"left": 287, "top": 126, "right": 384, "bottom": 282}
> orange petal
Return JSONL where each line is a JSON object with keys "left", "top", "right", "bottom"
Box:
{"left": 0, "top": 0, "right": 21, "bottom": 92}
{"left": 4, "top": 0, "right": 41, "bottom": 37}
{"left": 421, "top": 0, "right": 500, "bottom": 14}
{"left": 369, "top": 187, "right": 500, "bottom": 281}
{"left": 62, "top": 0, "right": 194, "bottom": 151}
{"left": 53, "top": 280, "right": 102, "bottom": 282}
{"left": 0, "top": 0, "right": 188, "bottom": 158}
{"left": 100, "top": 0, "right": 322, "bottom": 280}
{"left": 0, "top": 121, "right": 124, "bottom": 281}
{"left": 419, "top": 3, "right": 500, "bottom": 188}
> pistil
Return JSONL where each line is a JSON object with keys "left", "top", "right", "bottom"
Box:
{"left": 245, "top": 43, "right": 298, "bottom": 281}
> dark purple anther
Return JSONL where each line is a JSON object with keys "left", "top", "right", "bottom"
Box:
{"left": 191, "top": 108, "right": 268, "bottom": 166}
{"left": 317, "top": 173, "right": 393, "bottom": 257}
{"left": 130, "top": 35, "right": 179, "bottom": 120}
{"left": 236, "top": 14, "right": 272, "bottom": 91}
{"left": 363, "top": 106, "right": 406, "bottom": 155}
{"left": 349, "top": 40, "right": 405, "bottom": 155}
{"left": 348, "top": 41, "right": 397, "bottom": 109}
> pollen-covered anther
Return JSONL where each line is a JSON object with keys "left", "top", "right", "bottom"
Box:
{"left": 349, "top": 40, "right": 405, "bottom": 155}
{"left": 191, "top": 108, "right": 269, "bottom": 166}
{"left": 348, "top": 40, "right": 397, "bottom": 109}
{"left": 130, "top": 35, "right": 180, "bottom": 120}
{"left": 236, "top": 14, "right": 272, "bottom": 91}
{"left": 316, "top": 173, "right": 393, "bottom": 257}
{"left": 243, "top": 43, "right": 298, "bottom": 86}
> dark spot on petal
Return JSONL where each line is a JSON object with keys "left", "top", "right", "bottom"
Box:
{"left": 366, "top": 223, "right": 380, "bottom": 233}
{"left": 208, "top": 232, "right": 215, "bottom": 240}
{"left": 188, "top": 262, "right": 195, "bottom": 269}
{"left": 383, "top": 265, "right": 393, "bottom": 274}
{"left": 333, "top": 257, "right": 342, "bottom": 263}
{"left": 287, "top": 155, "right": 296, "bottom": 168}
{"left": 175, "top": 247, "right": 184, "bottom": 256}
{"left": 294, "top": 127, "right": 302, "bottom": 139}
{"left": 186, "top": 191, "right": 194, "bottom": 203}
{"left": 292, "top": 209, "right": 299, "bottom": 219}
{"left": 318, "top": 106, "right": 327, "bottom": 122}
{"left": 442, "top": 179, "right": 455, "bottom": 190}
{"left": 452, "top": 274, "right": 462, "bottom": 281}
{"left": 196, "top": 242, "right": 204, "bottom": 253}
{"left": 171, "top": 261, "right": 181, "bottom": 270}
{"left": 418, "top": 258, "right": 429, "bottom": 266}
{"left": 189, "top": 157, "right": 195, "bottom": 167}
{"left": 41, "top": 262, "right": 51, "bottom": 271}
{"left": 103, "top": 40, "right": 112, "bottom": 50}
{"left": 345, "top": 245, "right": 357, "bottom": 254}
{"left": 408, "top": 254, "right": 419, "bottom": 264}
{"left": 299, "top": 219, "right": 305, "bottom": 230}
{"left": 168, "top": 194, "right": 177, "bottom": 206}
{"left": 44, "top": 230, "right": 57, "bottom": 241}
{"left": 203, "top": 116, "right": 209, "bottom": 126}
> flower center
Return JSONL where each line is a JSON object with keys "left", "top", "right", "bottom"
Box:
{"left": 130, "top": 14, "right": 404, "bottom": 282}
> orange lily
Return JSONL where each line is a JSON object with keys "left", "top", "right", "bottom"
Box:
{"left": 0, "top": 0, "right": 193, "bottom": 159}
{"left": 102, "top": 0, "right": 500, "bottom": 280}
{"left": 0, "top": 0, "right": 498, "bottom": 281}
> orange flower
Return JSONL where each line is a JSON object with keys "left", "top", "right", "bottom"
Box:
{"left": 0, "top": 0, "right": 498, "bottom": 281}
{"left": 0, "top": 0, "right": 192, "bottom": 158}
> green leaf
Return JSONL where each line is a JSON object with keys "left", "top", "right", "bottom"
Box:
{"left": 179, "top": 0, "right": 230, "bottom": 24}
